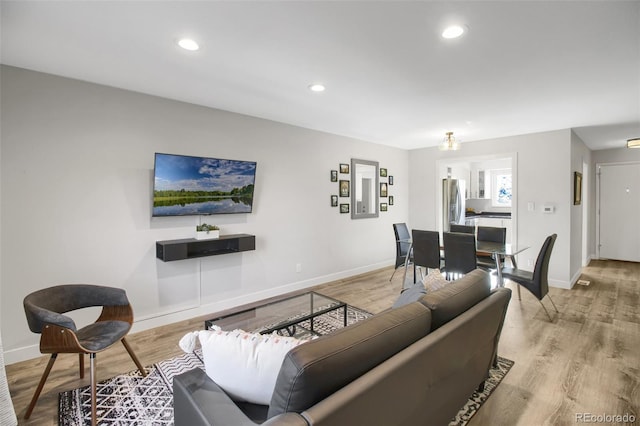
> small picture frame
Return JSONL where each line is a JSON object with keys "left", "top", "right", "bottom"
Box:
{"left": 331, "top": 195, "right": 338, "bottom": 207}
{"left": 574, "top": 171, "right": 582, "bottom": 205}
{"left": 389, "top": 195, "right": 394, "bottom": 205}
{"left": 330, "top": 170, "right": 338, "bottom": 182}
{"left": 380, "top": 203, "right": 388, "bottom": 212}
{"left": 340, "top": 203, "right": 350, "bottom": 214}
{"left": 339, "top": 180, "right": 350, "bottom": 197}
{"left": 380, "top": 182, "right": 388, "bottom": 197}
{"left": 380, "top": 168, "right": 387, "bottom": 177}
{"left": 340, "top": 163, "right": 349, "bottom": 174}
{"left": 389, "top": 176, "right": 394, "bottom": 185}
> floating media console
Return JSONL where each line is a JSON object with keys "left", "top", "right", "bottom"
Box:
{"left": 156, "top": 234, "right": 256, "bottom": 262}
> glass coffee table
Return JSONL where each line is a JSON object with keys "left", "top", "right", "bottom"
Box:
{"left": 204, "top": 291, "right": 347, "bottom": 338}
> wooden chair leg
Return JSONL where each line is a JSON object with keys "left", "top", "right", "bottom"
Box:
{"left": 79, "top": 353, "right": 84, "bottom": 379}
{"left": 25, "top": 353, "right": 57, "bottom": 419}
{"left": 121, "top": 337, "right": 147, "bottom": 377}
{"left": 517, "top": 284, "right": 522, "bottom": 300}
{"left": 90, "top": 353, "right": 97, "bottom": 426}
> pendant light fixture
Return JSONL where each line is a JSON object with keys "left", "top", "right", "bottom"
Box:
{"left": 627, "top": 138, "right": 640, "bottom": 148}
{"left": 440, "top": 132, "right": 460, "bottom": 151}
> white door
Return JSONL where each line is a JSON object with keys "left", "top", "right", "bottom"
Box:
{"left": 598, "top": 163, "right": 640, "bottom": 261}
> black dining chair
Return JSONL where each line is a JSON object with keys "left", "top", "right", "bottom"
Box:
{"left": 476, "top": 226, "right": 507, "bottom": 270}
{"left": 449, "top": 224, "right": 475, "bottom": 234}
{"left": 501, "top": 234, "right": 559, "bottom": 321}
{"left": 443, "top": 232, "right": 478, "bottom": 280}
{"left": 390, "top": 223, "right": 413, "bottom": 281}
{"left": 411, "top": 230, "right": 443, "bottom": 283}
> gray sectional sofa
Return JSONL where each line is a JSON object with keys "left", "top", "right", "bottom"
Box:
{"left": 173, "top": 269, "right": 511, "bottom": 426}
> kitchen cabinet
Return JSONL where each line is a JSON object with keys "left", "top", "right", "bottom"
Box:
{"left": 468, "top": 167, "right": 488, "bottom": 199}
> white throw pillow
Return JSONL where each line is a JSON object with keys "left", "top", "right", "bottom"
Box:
{"left": 179, "top": 327, "right": 305, "bottom": 405}
{"left": 423, "top": 269, "right": 450, "bottom": 292}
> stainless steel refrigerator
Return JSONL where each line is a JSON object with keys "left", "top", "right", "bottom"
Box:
{"left": 443, "top": 178, "right": 466, "bottom": 231}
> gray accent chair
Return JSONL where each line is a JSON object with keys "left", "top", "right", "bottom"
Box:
{"left": 23, "top": 284, "right": 146, "bottom": 426}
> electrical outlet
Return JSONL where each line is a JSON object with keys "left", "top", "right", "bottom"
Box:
{"left": 296, "top": 263, "right": 302, "bottom": 273}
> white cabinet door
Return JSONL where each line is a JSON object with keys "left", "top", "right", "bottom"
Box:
{"left": 502, "top": 219, "right": 512, "bottom": 244}
{"left": 477, "top": 217, "right": 502, "bottom": 227}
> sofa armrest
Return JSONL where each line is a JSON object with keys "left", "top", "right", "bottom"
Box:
{"left": 174, "top": 368, "right": 307, "bottom": 426}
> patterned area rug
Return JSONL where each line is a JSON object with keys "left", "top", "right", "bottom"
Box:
{"left": 59, "top": 305, "right": 513, "bottom": 425}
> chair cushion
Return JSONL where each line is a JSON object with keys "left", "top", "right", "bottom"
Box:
{"left": 419, "top": 269, "right": 491, "bottom": 331}
{"left": 268, "top": 302, "right": 431, "bottom": 418}
{"left": 75, "top": 320, "right": 130, "bottom": 351}
{"left": 501, "top": 267, "right": 534, "bottom": 283}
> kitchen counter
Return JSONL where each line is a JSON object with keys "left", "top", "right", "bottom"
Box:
{"left": 465, "top": 212, "right": 511, "bottom": 219}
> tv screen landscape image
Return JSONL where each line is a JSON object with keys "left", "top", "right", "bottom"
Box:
{"left": 153, "top": 153, "right": 257, "bottom": 216}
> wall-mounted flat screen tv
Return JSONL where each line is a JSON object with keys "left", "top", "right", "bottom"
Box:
{"left": 153, "top": 153, "right": 257, "bottom": 216}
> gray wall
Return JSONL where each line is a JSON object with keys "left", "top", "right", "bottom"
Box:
{"left": 0, "top": 66, "right": 409, "bottom": 363}
{"left": 408, "top": 130, "right": 578, "bottom": 289}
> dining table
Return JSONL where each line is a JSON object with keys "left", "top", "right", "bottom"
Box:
{"left": 402, "top": 238, "right": 529, "bottom": 288}
{"left": 475, "top": 241, "right": 529, "bottom": 286}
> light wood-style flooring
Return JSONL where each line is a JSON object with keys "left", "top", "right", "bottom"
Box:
{"left": 6, "top": 259, "right": 640, "bottom": 425}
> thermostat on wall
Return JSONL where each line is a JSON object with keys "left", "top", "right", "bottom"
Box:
{"left": 543, "top": 204, "right": 555, "bottom": 214}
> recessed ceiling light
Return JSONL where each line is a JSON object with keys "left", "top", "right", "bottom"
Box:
{"left": 178, "top": 38, "right": 199, "bottom": 51}
{"left": 627, "top": 138, "right": 640, "bottom": 148}
{"left": 308, "top": 84, "right": 326, "bottom": 92}
{"left": 442, "top": 25, "right": 465, "bottom": 39}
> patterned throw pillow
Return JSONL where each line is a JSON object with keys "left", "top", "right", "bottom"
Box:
{"left": 179, "top": 327, "right": 305, "bottom": 405}
{"left": 423, "top": 269, "right": 450, "bottom": 292}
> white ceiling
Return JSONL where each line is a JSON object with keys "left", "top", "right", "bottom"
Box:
{"left": 2, "top": 1, "right": 639, "bottom": 151}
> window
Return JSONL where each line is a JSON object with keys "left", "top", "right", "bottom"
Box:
{"left": 492, "top": 169, "right": 512, "bottom": 207}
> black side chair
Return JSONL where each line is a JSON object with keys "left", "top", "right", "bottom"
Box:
{"left": 476, "top": 226, "right": 507, "bottom": 269}
{"left": 411, "top": 230, "right": 443, "bottom": 283}
{"left": 23, "top": 285, "right": 147, "bottom": 426}
{"left": 449, "top": 224, "right": 475, "bottom": 234}
{"left": 443, "top": 232, "right": 478, "bottom": 280}
{"left": 390, "top": 223, "right": 413, "bottom": 281}
{"left": 501, "top": 234, "right": 559, "bottom": 321}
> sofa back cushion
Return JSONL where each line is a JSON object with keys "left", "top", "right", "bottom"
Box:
{"left": 419, "top": 268, "right": 491, "bottom": 331}
{"left": 267, "top": 302, "right": 431, "bottom": 418}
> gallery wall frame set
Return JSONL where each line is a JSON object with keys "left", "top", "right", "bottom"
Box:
{"left": 329, "top": 162, "right": 396, "bottom": 213}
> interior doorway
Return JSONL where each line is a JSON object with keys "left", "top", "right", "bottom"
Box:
{"left": 597, "top": 162, "right": 640, "bottom": 262}
{"left": 435, "top": 152, "right": 518, "bottom": 245}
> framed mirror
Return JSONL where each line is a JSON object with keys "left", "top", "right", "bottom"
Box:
{"left": 351, "top": 158, "right": 379, "bottom": 219}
